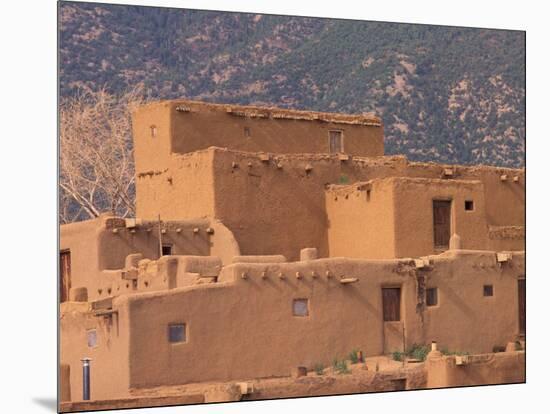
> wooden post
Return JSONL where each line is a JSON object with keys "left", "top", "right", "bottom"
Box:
{"left": 157, "top": 214, "right": 163, "bottom": 257}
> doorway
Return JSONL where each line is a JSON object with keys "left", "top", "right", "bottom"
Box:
{"left": 518, "top": 278, "right": 525, "bottom": 335}
{"left": 433, "top": 200, "right": 451, "bottom": 250}
{"left": 60, "top": 250, "right": 71, "bottom": 303}
{"left": 382, "top": 287, "right": 404, "bottom": 354}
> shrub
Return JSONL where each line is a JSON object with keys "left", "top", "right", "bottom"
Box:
{"left": 408, "top": 343, "right": 430, "bottom": 361}
{"left": 339, "top": 174, "right": 349, "bottom": 184}
{"left": 334, "top": 360, "right": 350, "bottom": 375}
{"left": 349, "top": 349, "right": 360, "bottom": 364}
{"left": 392, "top": 351, "right": 404, "bottom": 362}
{"left": 314, "top": 363, "right": 325, "bottom": 376}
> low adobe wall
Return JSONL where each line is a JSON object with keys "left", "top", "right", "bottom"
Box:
{"left": 118, "top": 251, "right": 524, "bottom": 389}
{"left": 61, "top": 215, "right": 240, "bottom": 302}
{"left": 426, "top": 351, "right": 525, "bottom": 388}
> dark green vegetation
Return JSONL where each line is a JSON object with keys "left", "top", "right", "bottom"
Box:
{"left": 59, "top": 2, "right": 525, "bottom": 167}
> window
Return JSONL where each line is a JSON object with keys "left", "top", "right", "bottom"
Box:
{"left": 329, "top": 130, "right": 344, "bottom": 153}
{"left": 382, "top": 288, "right": 401, "bottom": 321}
{"left": 150, "top": 125, "right": 157, "bottom": 138}
{"left": 244, "top": 126, "right": 251, "bottom": 137}
{"left": 87, "top": 330, "right": 97, "bottom": 348}
{"left": 293, "top": 299, "right": 309, "bottom": 317}
{"left": 426, "top": 288, "right": 438, "bottom": 306}
{"left": 465, "top": 200, "right": 474, "bottom": 211}
{"left": 483, "top": 285, "right": 494, "bottom": 297}
{"left": 168, "top": 324, "right": 186, "bottom": 343}
{"left": 162, "top": 244, "right": 173, "bottom": 256}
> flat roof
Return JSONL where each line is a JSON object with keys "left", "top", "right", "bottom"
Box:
{"left": 139, "top": 99, "right": 383, "bottom": 127}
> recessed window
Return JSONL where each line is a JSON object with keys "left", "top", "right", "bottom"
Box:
{"left": 162, "top": 244, "right": 173, "bottom": 256}
{"left": 426, "top": 288, "right": 438, "bottom": 306}
{"left": 150, "top": 125, "right": 157, "bottom": 138}
{"left": 329, "top": 130, "right": 344, "bottom": 153}
{"left": 87, "top": 330, "right": 97, "bottom": 348}
{"left": 293, "top": 299, "right": 309, "bottom": 317}
{"left": 244, "top": 126, "right": 251, "bottom": 137}
{"left": 483, "top": 285, "right": 494, "bottom": 297}
{"left": 168, "top": 323, "right": 186, "bottom": 343}
{"left": 465, "top": 200, "right": 474, "bottom": 211}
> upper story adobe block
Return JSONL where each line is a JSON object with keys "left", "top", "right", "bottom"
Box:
{"left": 132, "top": 100, "right": 384, "bottom": 173}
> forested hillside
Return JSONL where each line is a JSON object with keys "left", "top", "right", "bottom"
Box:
{"left": 59, "top": 2, "right": 525, "bottom": 167}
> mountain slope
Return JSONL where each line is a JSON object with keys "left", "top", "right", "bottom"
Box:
{"left": 59, "top": 2, "right": 525, "bottom": 167}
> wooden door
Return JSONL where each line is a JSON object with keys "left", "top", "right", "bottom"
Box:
{"left": 329, "top": 131, "right": 343, "bottom": 153}
{"left": 518, "top": 279, "right": 525, "bottom": 335}
{"left": 382, "top": 287, "right": 401, "bottom": 321}
{"left": 60, "top": 250, "right": 71, "bottom": 303}
{"left": 433, "top": 200, "right": 451, "bottom": 249}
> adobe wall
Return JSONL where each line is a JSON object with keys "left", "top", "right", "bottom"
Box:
{"left": 426, "top": 351, "right": 525, "bottom": 388}
{"left": 114, "top": 252, "right": 524, "bottom": 389}
{"left": 211, "top": 149, "right": 524, "bottom": 261}
{"left": 392, "top": 178, "right": 489, "bottom": 257}
{"left": 326, "top": 180, "right": 397, "bottom": 259}
{"left": 125, "top": 258, "right": 419, "bottom": 389}
{"left": 61, "top": 215, "right": 240, "bottom": 301}
{"left": 135, "top": 149, "right": 217, "bottom": 221}
{"left": 60, "top": 299, "right": 132, "bottom": 401}
{"left": 132, "top": 100, "right": 384, "bottom": 170}
{"left": 134, "top": 147, "right": 524, "bottom": 261}
{"left": 414, "top": 250, "right": 525, "bottom": 353}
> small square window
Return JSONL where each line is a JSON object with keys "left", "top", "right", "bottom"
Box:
{"left": 162, "top": 244, "right": 173, "bottom": 256}
{"left": 87, "top": 330, "right": 97, "bottom": 348}
{"left": 465, "top": 200, "right": 474, "bottom": 211}
{"left": 168, "top": 324, "right": 186, "bottom": 343}
{"left": 483, "top": 285, "right": 494, "bottom": 297}
{"left": 293, "top": 299, "right": 309, "bottom": 317}
{"left": 426, "top": 288, "right": 438, "bottom": 306}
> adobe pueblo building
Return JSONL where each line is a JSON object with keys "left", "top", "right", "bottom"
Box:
{"left": 60, "top": 100, "right": 525, "bottom": 405}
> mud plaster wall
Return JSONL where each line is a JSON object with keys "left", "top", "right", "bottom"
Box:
{"left": 132, "top": 102, "right": 172, "bottom": 175}
{"left": 326, "top": 180, "right": 397, "bottom": 259}
{"left": 392, "top": 178, "right": 489, "bottom": 258}
{"left": 417, "top": 250, "right": 526, "bottom": 353}
{"left": 116, "top": 254, "right": 524, "bottom": 389}
{"left": 132, "top": 101, "right": 384, "bottom": 166}
{"left": 135, "top": 149, "right": 216, "bottom": 220}
{"left": 61, "top": 216, "right": 240, "bottom": 299}
{"left": 60, "top": 299, "right": 131, "bottom": 401}
{"left": 213, "top": 150, "right": 524, "bottom": 261}
{"left": 426, "top": 351, "right": 525, "bottom": 388}
{"left": 125, "top": 258, "right": 419, "bottom": 389}
{"left": 134, "top": 149, "right": 524, "bottom": 261}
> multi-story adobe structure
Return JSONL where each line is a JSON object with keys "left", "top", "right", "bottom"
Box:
{"left": 60, "top": 100, "right": 525, "bottom": 402}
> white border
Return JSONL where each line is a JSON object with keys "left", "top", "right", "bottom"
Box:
{"left": 2, "top": 1, "right": 547, "bottom": 413}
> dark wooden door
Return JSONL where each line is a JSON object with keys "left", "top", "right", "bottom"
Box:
{"left": 382, "top": 287, "right": 401, "bottom": 321}
{"left": 433, "top": 200, "right": 451, "bottom": 249}
{"left": 518, "top": 279, "right": 525, "bottom": 335}
{"left": 60, "top": 250, "right": 71, "bottom": 303}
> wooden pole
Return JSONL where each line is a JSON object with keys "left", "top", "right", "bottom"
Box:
{"left": 157, "top": 214, "right": 163, "bottom": 257}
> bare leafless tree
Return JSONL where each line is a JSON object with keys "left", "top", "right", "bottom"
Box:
{"left": 59, "top": 85, "right": 147, "bottom": 223}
